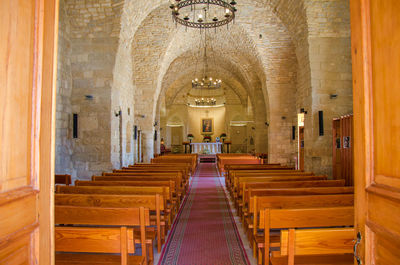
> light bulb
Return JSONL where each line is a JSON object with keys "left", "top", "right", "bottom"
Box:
{"left": 225, "top": 9, "right": 230, "bottom": 14}
{"left": 199, "top": 14, "right": 203, "bottom": 19}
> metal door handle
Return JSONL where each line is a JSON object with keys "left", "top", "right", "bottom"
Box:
{"left": 353, "top": 232, "right": 362, "bottom": 265}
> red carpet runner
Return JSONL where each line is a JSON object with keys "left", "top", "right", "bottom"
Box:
{"left": 158, "top": 163, "right": 250, "bottom": 265}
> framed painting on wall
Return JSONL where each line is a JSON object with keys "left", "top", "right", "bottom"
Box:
{"left": 201, "top": 118, "right": 214, "bottom": 134}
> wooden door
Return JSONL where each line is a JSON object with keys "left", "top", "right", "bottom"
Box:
{"left": 0, "top": 0, "right": 58, "bottom": 264}
{"left": 351, "top": 0, "right": 400, "bottom": 264}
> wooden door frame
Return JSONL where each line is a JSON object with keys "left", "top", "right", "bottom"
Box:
{"left": 38, "top": 0, "right": 59, "bottom": 264}
{"left": 351, "top": 0, "right": 372, "bottom": 262}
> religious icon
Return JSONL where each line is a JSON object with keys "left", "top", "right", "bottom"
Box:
{"left": 201, "top": 118, "right": 213, "bottom": 134}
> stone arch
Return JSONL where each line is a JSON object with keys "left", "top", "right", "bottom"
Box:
{"left": 112, "top": 0, "right": 309, "bottom": 164}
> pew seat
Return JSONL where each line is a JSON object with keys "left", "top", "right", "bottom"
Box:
{"left": 56, "top": 253, "right": 145, "bottom": 265}
{"left": 270, "top": 254, "right": 354, "bottom": 265}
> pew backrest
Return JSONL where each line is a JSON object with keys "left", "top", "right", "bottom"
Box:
{"left": 250, "top": 194, "right": 354, "bottom": 214}
{"left": 55, "top": 193, "right": 164, "bottom": 211}
{"left": 260, "top": 206, "right": 354, "bottom": 265}
{"left": 55, "top": 205, "right": 149, "bottom": 265}
{"left": 235, "top": 175, "right": 327, "bottom": 195}
{"left": 56, "top": 185, "right": 171, "bottom": 201}
{"left": 279, "top": 228, "right": 354, "bottom": 265}
{"left": 55, "top": 174, "right": 71, "bottom": 186}
{"left": 240, "top": 179, "right": 346, "bottom": 199}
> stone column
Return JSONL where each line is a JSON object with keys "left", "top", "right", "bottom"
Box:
{"left": 141, "top": 130, "right": 154, "bottom": 163}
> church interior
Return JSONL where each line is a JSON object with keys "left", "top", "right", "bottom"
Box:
{"left": 1, "top": 0, "right": 399, "bottom": 264}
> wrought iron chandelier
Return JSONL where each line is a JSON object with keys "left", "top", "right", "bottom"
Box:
{"left": 191, "top": 30, "right": 221, "bottom": 89}
{"left": 169, "top": 0, "right": 237, "bottom": 30}
{"left": 194, "top": 97, "right": 217, "bottom": 106}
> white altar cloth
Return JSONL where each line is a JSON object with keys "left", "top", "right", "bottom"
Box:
{"left": 190, "top": 142, "right": 222, "bottom": 154}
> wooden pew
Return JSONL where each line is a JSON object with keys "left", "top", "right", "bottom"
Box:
{"left": 256, "top": 206, "right": 354, "bottom": 264}
{"left": 91, "top": 175, "right": 185, "bottom": 202}
{"left": 228, "top": 170, "right": 314, "bottom": 191}
{"left": 227, "top": 170, "right": 314, "bottom": 193}
{"left": 122, "top": 168, "right": 190, "bottom": 181}
{"left": 233, "top": 175, "right": 326, "bottom": 203}
{"left": 99, "top": 172, "right": 185, "bottom": 189}
{"left": 110, "top": 169, "right": 190, "bottom": 184}
{"left": 151, "top": 155, "right": 197, "bottom": 173}
{"left": 55, "top": 174, "right": 72, "bottom": 186}
{"left": 55, "top": 205, "right": 148, "bottom": 265}
{"left": 56, "top": 185, "right": 170, "bottom": 205}
{"left": 232, "top": 174, "right": 324, "bottom": 208}
{"left": 127, "top": 163, "right": 192, "bottom": 177}
{"left": 217, "top": 155, "right": 262, "bottom": 174}
{"left": 55, "top": 193, "right": 163, "bottom": 254}
{"left": 74, "top": 180, "right": 178, "bottom": 219}
{"left": 247, "top": 194, "right": 354, "bottom": 253}
{"left": 56, "top": 185, "right": 172, "bottom": 242}
{"left": 224, "top": 164, "right": 292, "bottom": 178}
{"left": 270, "top": 227, "right": 354, "bottom": 265}
{"left": 240, "top": 186, "right": 354, "bottom": 222}
{"left": 238, "top": 179, "right": 346, "bottom": 210}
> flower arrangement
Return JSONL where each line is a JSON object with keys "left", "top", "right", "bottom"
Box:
{"left": 203, "top": 135, "right": 211, "bottom": 142}
{"left": 187, "top": 134, "right": 194, "bottom": 141}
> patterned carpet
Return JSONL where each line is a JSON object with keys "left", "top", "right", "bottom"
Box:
{"left": 158, "top": 163, "right": 250, "bottom": 265}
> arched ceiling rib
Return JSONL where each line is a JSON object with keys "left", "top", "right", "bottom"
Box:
{"left": 131, "top": 3, "right": 276, "bottom": 109}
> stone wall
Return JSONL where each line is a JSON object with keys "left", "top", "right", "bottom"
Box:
{"left": 55, "top": 0, "right": 73, "bottom": 176}
{"left": 55, "top": 0, "right": 353, "bottom": 179}
{"left": 69, "top": 37, "right": 118, "bottom": 179}
{"left": 305, "top": 0, "right": 353, "bottom": 175}
{"left": 55, "top": 0, "right": 123, "bottom": 180}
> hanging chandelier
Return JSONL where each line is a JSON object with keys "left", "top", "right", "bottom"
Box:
{"left": 191, "top": 30, "right": 221, "bottom": 89}
{"left": 194, "top": 97, "right": 217, "bottom": 106}
{"left": 192, "top": 77, "right": 221, "bottom": 89}
{"left": 169, "top": 0, "right": 237, "bottom": 30}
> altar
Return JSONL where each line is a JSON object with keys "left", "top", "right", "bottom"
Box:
{"left": 190, "top": 142, "right": 222, "bottom": 154}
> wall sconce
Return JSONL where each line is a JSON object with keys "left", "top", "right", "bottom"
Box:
{"left": 115, "top": 109, "right": 121, "bottom": 117}
{"left": 300, "top": 108, "right": 308, "bottom": 114}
